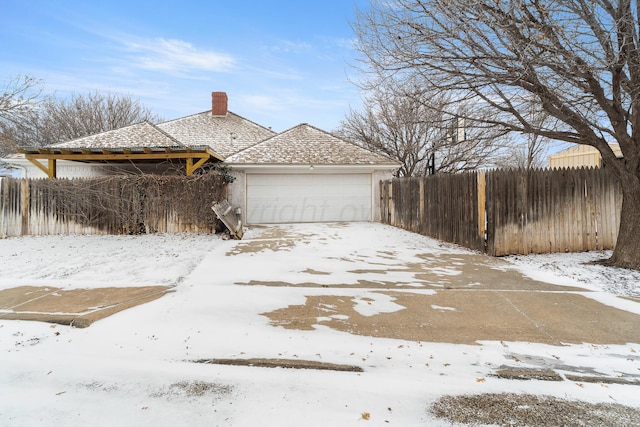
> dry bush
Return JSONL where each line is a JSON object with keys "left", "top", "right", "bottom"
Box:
{"left": 18, "top": 173, "right": 226, "bottom": 234}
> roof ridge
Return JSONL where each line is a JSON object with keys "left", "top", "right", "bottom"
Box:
{"left": 158, "top": 110, "right": 277, "bottom": 135}
{"left": 147, "top": 122, "right": 186, "bottom": 147}
{"left": 225, "top": 122, "right": 401, "bottom": 166}
{"left": 284, "top": 123, "right": 400, "bottom": 164}
{"left": 157, "top": 110, "right": 210, "bottom": 125}
{"left": 222, "top": 121, "right": 294, "bottom": 158}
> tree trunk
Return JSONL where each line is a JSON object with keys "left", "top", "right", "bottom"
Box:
{"left": 609, "top": 179, "right": 640, "bottom": 270}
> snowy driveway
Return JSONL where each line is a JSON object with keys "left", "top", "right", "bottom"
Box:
{"left": 1, "top": 222, "right": 640, "bottom": 426}
{"left": 200, "top": 223, "right": 640, "bottom": 346}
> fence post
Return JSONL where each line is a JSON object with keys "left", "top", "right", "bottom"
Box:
{"left": 388, "top": 181, "right": 394, "bottom": 225}
{"left": 477, "top": 171, "right": 486, "bottom": 252}
{"left": 0, "top": 178, "right": 5, "bottom": 238}
{"left": 419, "top": 179, "right": 425, "bottom": 235}
{"left": 20, "top": 179, "right": 29, "bottom": 236}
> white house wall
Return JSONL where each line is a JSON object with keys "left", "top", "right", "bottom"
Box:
{"left": 4, "top": 158, "right": 181, "bottom": 179}
{"left": 227, "top": 169, "right": 246, "bottom": 218}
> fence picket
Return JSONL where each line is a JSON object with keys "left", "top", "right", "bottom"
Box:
{"left": 380, "top": 168, "right": 621, "bottom": 256}
{"left": 0, "top": 174, "right": 226, "bottom": 237}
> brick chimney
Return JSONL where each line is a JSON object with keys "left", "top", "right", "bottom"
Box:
{"left": 211, "top": 91, "right": 228, "bottom": 116}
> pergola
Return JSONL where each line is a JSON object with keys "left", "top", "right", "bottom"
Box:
{"left": 16, "top": 145, "right": 224, "bottom": 178}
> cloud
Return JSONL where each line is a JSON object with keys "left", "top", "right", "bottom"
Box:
{"left": 333, "top": 37, "right": 357, "bottom": 50}
{"left": 122, "top": 37, "right": 235, "bottom": 74}
{"left": 267, "top": 39, "right": 313, "bottom": 54}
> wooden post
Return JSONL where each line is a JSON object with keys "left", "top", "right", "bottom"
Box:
{"left": 185, "top": 155, "right": 209, "bottom": 176}
{"left": 388, "top": 182, "right": 394, "bottom": 225}
{"left": 48, "top": 159, "right": 57, "bottom": 178}
{"left": 419, "top": 179, "right": 425, "bottom": 234}
{"left": 378, "top": 180, "right": 387, "bottom": 224}
{"left": 21, "top": 179, "right": 29, "bottom": 236}
{"left": 477, "top": 171, "right": 486, "bottom": 249}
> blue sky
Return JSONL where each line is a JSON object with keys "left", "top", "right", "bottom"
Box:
{"left": 1, "top": 0, "right": 369, "bottom": 132}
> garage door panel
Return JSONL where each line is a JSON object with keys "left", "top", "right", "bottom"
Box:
{"left": 246, "top": 174, "right": 372, "bottom": 224}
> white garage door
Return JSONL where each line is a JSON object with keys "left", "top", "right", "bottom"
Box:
{"left": 246, "top": 173, "right": 372, "bottom": 224}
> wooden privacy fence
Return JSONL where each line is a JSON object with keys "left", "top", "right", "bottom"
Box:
{"left": 380, "top": 173, "right": 484, "bottom": 251}
{"left": 380, "top": 167, "right": 622, "bottom": 256}
{"left": 0, "top": 174, "right": 226, "bottom": 238}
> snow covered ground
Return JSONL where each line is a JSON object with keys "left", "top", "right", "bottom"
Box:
{"left": 505, "top": 250, "right": 640, "bottom": 298}
{"left": 1, "top": 223, "right": 639, "bottom": 426}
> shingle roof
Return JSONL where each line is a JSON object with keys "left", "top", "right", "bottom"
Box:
{"left": 225, "top": 123, "right": 400, "bottom": 165}
{"left": 156, "top": 111, "right": 276, "bottom": 158}
{"left": 39, "top": 112, "right": 398, "bottom": 168}
{"left": 49, "top": 121, "right": 183, "bottom": 150}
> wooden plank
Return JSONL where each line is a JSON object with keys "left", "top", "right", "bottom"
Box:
{"left": 212, "top": 200, "right": 243, "bottom": 239}
{"left": 477, "top": 171, "right": 486, "bottom": 249}
{"left": 21, "top": 179, "right": 29, "bottom": 236}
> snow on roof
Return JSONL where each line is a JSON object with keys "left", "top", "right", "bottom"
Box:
{"left": 48, "top": 121, "right": 184, "bottom": 150}
{"left": 42, "top": 111, "right": 275, "bottom": 158}
{"left": 225, "top": 123, "right": 400, "bottom": 166}
{"left": 36, "top": 111, "right": 397, "bottom": 167}
{"left": 156, "top": 111, "right": 276, "bottom": 158}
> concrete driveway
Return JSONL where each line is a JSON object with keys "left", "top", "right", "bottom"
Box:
{"left": 222, "top": 223, "right": 640, "bottom": 346}
{"left": 2, "top": 222, "right": 640, "bottom": 426}
{"left": 2, "top": 222, "right": 639, "bottom": 346}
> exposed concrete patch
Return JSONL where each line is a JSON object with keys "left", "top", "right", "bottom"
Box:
{"left": 564, "top": 374, "right": 640, "bottom": 385}
{"left": 302, "top": 268, "right": 331, "bottom": 275}
{"left": 492, "top": 366, "right": 640, "bottom": 385}
{"left": 262, "top": 290, "right": 640, "bottom": 345}
{"left": 492, "top": 367, "right": 563, "bottom": 381}
{"left": 0, "top": 285, "right": 172, "bottom": 328}
{"left": 409, "top": 253, "right": 588, "bottom": 291}
{"left": 237, "top": 280, "right": 426, "bottom": 289}
{"left": 194, "top": 358, "right": 363, "bottom": 372}
{"left": 500, "top": 351, "right": 640, "bottom": 383}
{"left": 225, "top": 225, "right": 320, "bottom": 255}
{"left": 234, "top": 242, "right": 588, "bottom": 292}
{"left": 226, "top": 238, "right": 297, "bottom": 255}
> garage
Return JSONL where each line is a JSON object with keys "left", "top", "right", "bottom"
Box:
{"left": 225, "top": 123, "right": 400, "bottom": 225}
{"left": 246, "top": 173, "right": 372, "bottom": 224}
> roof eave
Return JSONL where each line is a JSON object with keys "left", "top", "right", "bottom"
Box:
{"left": 223, "top": 163, "right": 400, "bottom": 172}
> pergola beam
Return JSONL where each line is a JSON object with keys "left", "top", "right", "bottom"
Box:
{"left": 26, "top": 158, "right": 55, "bottom": 178}
{"left": 186, "top": 156, "right": 210, "bottom": 176}
{"left": 21, "top": 151, "right": 219, "bottom": 178}
{"left": 24, "top": 152, "right": 211, "bottom": 162}
{"left": 18, "top": 144, "right": 225, "bottom": 178}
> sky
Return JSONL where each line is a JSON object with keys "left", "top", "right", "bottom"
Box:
{"left": 0, "top": 0, "right": 369, "bottom": 132}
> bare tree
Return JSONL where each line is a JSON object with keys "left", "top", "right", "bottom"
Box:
{"left": 3, "top": 89, "right": 161, "bottom": 150}
{"left": 353, "top": 0, "right": 640, "bottom": 269}
{"left": 338, "top": 80, "right": 505, "bottom": 176}
{"left": 495, "top": 103, "right": 554, "bottom": 169}
{"left": 0, "top": 75, "right": 44, "bottom": 156}
{"left": 338, "top": 84, "right": 442, "bottom": 176}
{"left": 33, "top": 91, "right": 161, "bottom": 147}
{"left": 495, "top": 137, "right": 548, "bottom": 169}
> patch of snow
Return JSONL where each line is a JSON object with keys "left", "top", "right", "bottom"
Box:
{"left": 431, "top": 305, "right": 457, "bottom": 312}
{"left": 352, "top": 293, "right": 405, "bottom": 317}
{"left": 505, "top": 251, "right": 640, "bottom": 298}
{"left": 0, "top": 223, "right": 638, "bottom": 426}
